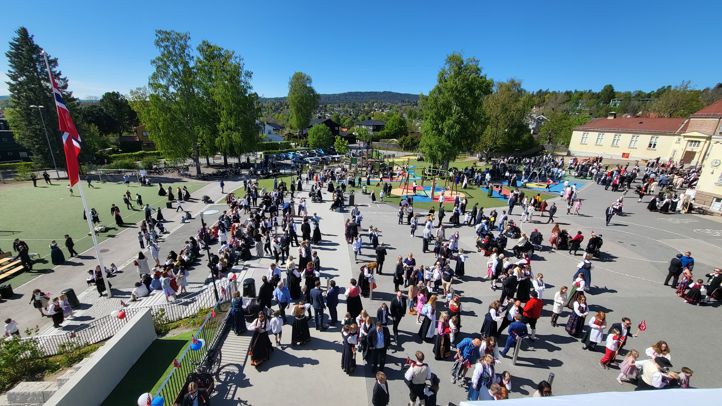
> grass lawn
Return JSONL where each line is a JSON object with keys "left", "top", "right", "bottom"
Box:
{"left": 0, "top": 179, "right": 203, "bottom": 286}
{"left": 103, "top": 331, "right": 193, "bottom": 406}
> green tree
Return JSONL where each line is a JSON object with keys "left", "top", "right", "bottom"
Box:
{"left": 5, "top": 27, "right": 79, "bottom": 167}
{"left": 419, "top": 53, "right": 493, "bottom": 165}
{"left": 98, "top": 91, "right": 137, "bottom": 134}
{"left": 599, "top": 84, "right": 616, "bottom": 105}
{"left": 480, "top": 79, "right": 534, "bottom": 154}
{"left": 132, "top": 30, "right": 203, "bottom": 175}
{"left": 398, "top": 133, "right": 421, "bottom": 151}
{"left": 307, "top": 124, "right": 334, "bottom": 148}
{"left": 353, "top": 126, "right": 373, "bottom": 147}
{"left": 334, "top": 136, "right": 349, "bottom": 154}
{"left": 382, "top": 112, "right": 408, "bottom": 138}
{"left": 539, "top": 112, "right": 590, "bottom": 146}
{"left": 287, "top": 72, "right": 319, "bottom": 135}
{"left": 650, "top": 82, "right": 704, "bottom": 117}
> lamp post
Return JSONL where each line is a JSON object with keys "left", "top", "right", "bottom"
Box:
{"left": 200, "top": 209, "right": 221, "bottom": 302}
{"left": 29, "top": 105, "right": 60, "bottom": 179}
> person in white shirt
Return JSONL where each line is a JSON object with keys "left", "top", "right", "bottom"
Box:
{"left": 131, "top": 282, "right": 150, "bottom": 301}
{"left": 270, "top": 310, "right": 284, "bottom": 346}
{"left": 4, "top": 318, "right": 20, "bottom": 337}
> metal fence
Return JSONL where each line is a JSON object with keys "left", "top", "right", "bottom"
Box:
{"left": 22, "top": 283, "right": 223, "bottom": 356}
{"left": 154, "top": 306, "right": 229, "bottom": 405}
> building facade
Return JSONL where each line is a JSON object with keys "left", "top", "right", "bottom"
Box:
{"left": 694, "top": 135, "right": 722, "bottom": 211}
{"left": 568, "top": 116, "right": 687, "bottom": 161}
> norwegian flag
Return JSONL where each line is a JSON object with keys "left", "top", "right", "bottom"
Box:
{"left": 45, "top": 58, "right": 81, "bottom": 186}
{"left": 638, "top": 320, "right": 647, "bottom": 332}
{"left": 172, "top": 358, "right": 181, "bottom": 368}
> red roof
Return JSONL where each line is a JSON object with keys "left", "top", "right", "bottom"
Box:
{"left": 575, "top": 117, "right": 687, "bottom": 134}
{"left": 691, "top": 99, "right": 722, "bottom": 117}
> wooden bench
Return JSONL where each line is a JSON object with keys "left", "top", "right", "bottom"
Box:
{"left": 0, "top": 257, "right": 25, "bottom": 281}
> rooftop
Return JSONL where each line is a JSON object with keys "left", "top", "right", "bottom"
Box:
{"left": 575, "top": 117, "right": 688, "bottom": 134}
{"left": 358, "top": 119, "right": 385, "bottom": 126}
{"left": 691, "top": 98, "right": 722, "bottom": 118}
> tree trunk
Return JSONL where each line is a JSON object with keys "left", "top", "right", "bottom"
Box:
{"left": 205, "top": 155, "right": 211, "bottom": 166}
{"left": 223, "top": 153, "right": 228, "bottom": 167}
{"left": 193, "top": 145, "right": 202, "bottom": 176}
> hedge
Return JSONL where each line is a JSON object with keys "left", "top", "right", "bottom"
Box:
{"left": 109, "top": 150, "right": 162, "bottom": 161}
{"left": 0, "top": 161, "right": 34, "bottom": 171}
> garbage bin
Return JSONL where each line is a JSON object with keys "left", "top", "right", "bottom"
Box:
{"left": 348, "top": 193, "right": 355, "bottom": 206}
{"left": 242, "top": 278, "right": 256, "bottom": 298}
{"left": 0, "top": 283, "right": 13, "bottom": 299}
{"left": 61, "top": 288, "right": 81, "bottom": 308}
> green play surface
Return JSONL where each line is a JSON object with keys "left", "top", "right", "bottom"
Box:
{"left": 0, "top": 178, "right": 203, "bottom": 286}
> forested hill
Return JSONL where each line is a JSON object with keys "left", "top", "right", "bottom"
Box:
{"left": 262, "top": 91, "right": 419, "bottom": 104}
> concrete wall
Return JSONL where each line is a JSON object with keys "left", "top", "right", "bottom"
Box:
{"left": 569, "top": 130, "right": 675, "bottom": 161}
{"left": 45, "top": 308, "right": 156, "bottom": 406}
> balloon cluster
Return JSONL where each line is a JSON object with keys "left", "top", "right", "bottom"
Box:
{"left": 137, "top": 393, "right": 164, "bottom": 406}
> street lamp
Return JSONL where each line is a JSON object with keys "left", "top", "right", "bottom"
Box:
{"left": 200, "top": 209, "right": 221, "bottom": 302}
{"left": 29, "top": 105, "right": 60, "bottom": 179}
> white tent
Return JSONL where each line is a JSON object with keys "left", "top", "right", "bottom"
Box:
{"left": 460, "top": 388, "right": 721, "bottom": 406}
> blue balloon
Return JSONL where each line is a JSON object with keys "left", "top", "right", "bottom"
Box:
{"left": 190, "top": 342, "right": 201, "bottom": 351}
{"left": 151, "top": 397, "right": 164, "bottom": 406}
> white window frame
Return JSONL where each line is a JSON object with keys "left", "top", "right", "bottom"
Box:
{"left": 595, "top": 132, "right": 605, "bottom": 146}
{"left": 611, "top": 133, "right": 621, "bottom": 147}
{"left": 648, "top": 136, "right": 659, "bottom": 150}
{"left": 629, "top": 135, "right": 639, "bottom": 149}
{"left": 688, "top": 140, "right": 701, "bottom": 148}
{"left": 580, "top": 132, "right": 589, "bottom": 145}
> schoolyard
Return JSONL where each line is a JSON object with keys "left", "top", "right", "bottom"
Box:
{"left": 0, "top": 178, "right": 202, "bottom": 286}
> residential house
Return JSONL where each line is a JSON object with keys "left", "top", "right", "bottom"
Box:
{"left": 0, "top": 110, "right": 31, "bottom": 162}
{"left": 302, "top": 117, "right": 340, "bottom": 137}
{"left": 261, "top": 122, "right": 284, "bottom": 142}
{"left": 357, "top": 119, "right": 386, "bottom": 134}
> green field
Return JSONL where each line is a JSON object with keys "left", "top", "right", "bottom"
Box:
{"left": 103, "top": 331, "right": 192, "bottom": 406}
{"left": 0, "top": 178, "right": 203, "bottom": 286}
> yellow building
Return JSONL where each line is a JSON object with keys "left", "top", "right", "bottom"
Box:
{"left": 568, "top": 116, "right": 687, "bottom": 161}
{"left": 687, "top": 100, "right": 722, "bottom": 211}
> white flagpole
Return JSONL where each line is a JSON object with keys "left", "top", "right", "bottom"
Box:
{"left": 41, "top": 50, "right": 112, "bottom": 298}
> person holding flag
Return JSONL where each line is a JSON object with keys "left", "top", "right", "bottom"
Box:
{"left": 607, "top": 317, "right": 644, "bottom": 364}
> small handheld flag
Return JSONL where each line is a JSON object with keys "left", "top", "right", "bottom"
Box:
{"left": 638, "top": 320, "right": 647, "bottom": 332}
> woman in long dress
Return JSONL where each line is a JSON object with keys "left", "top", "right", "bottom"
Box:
{"left": 230, "top": 291, "right": 247, "bottom": 335}
{"left": 418, "top": 295, "right": 438, "bottom": 342}
{"left": 248, "top": 312, "right": 273, "bottom": 367}
{"left": 480, "top": 300, "right": 503, "bottom": 338}
{"left": 346, "top": 279, "right": 363, "bottom": 319}
{"left": 161, "top": 271, "right": 176, "bottom": 302}
{"left": 312, "top": 220, "right": 322, "bottom": 244}
{"left": 565, "top": 293, "right": 588, "bottom": 337}
{"left": 516, "top": 267, "right": 533, "bottom": 303}
{"left": 565, "top": 274, "right": 586, "bottom": 308}
{"left": 341, "top": 323, "right": 358, "bottom": 374}
{"left": 433, "top": 312, "right": 451, "bottom": 360}
{"left": 582, "top": 311, "right": 606, "bottom": 351}
{"left": 291, "top": 303, "right": 311, "bottom": 345}
{"left": 287, "top": 264, "right": 302, "bottom": 301}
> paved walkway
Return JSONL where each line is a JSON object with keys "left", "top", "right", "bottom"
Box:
{"left": 211, "top": 178, "right": 722, "bottom": 405}
{"left": 212, "top": 196, "right": 370, "bottom": 406}
{"left": 3, "top": 179, "right": 242, "bottom": 336}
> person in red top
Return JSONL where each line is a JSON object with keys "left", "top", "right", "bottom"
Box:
{"left": 569, "top": 231, "right": 584, "bottom": 255}
{"left": 522, "top": 290, "right": 544, "bottom": 340}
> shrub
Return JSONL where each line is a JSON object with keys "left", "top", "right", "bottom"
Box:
{"left": 15, "top": 164, "right": 32, "bottom": 181}
{"left": 0, "top": 336, "right": 49, "bottom": 392}
{"left": 0, "top": 161, "right": 34, "bottom": 171}
{"left": 140, "top": 157, "right": 158, "bottom": 170}
{"left": 106, "top": 159, "right": 138, "bottom": 169}
{"left": 109, "top": 150, "right": 162, "bottom": 161}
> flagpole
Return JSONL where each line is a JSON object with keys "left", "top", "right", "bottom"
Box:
{"left": 41, "top": 50, "right": 112, "bottom": 298}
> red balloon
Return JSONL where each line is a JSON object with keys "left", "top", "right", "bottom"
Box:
{"left": 117, "top": 310, "right": 127, "bottom": 320}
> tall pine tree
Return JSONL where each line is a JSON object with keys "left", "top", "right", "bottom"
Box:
{"left": 5, "top": 27, "right": 81, "bottom": 167}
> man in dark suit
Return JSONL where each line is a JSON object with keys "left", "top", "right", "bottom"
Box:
{"left": 309, "top": 280, "right": 326, "bottom": 330}
{"left": 389, "top": 290, "right": 406, "bottom": 343}
{"left": 608, "top": 317, "right": 637, "bottom": 357}
{"left": 325, "top": 279, "right": 340, "bottom": 325}
{"left": 64, "top": 234, "right": 78, "bottom": 257}
{"left": 663, "top": 253, "right": 683, "bottom": 287}
{"left": 375, "top": 244, "right": 388, "bottom": 274}
{"left": 366, "top": 321, "right": 390, "bottom": 372}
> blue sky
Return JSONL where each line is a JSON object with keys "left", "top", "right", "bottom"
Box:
{"left": 2, "top": 0, "right": 721, "bottom": 99}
